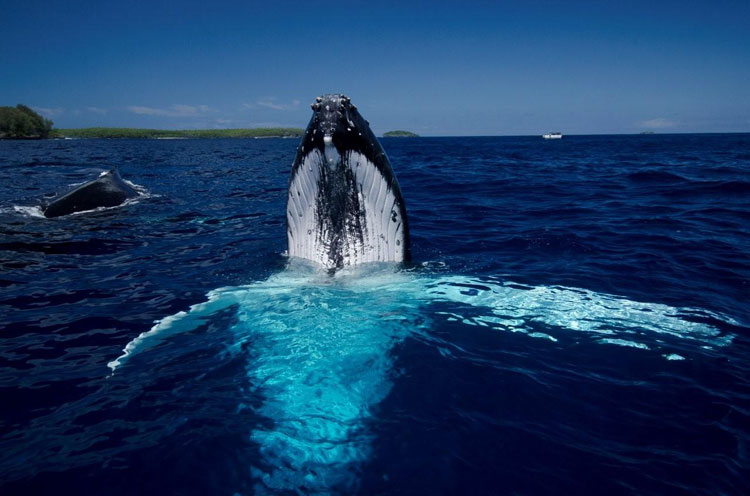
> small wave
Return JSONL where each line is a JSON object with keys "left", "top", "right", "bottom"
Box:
{"left": 626, "top": 170, "right": 687, "bottom": 183}
{"left": 704, "top": 180, "right": 750, "bottom": 195}
{"left": 662, "top": 180, "right": 750, "bottom": 197}
{"left": 10, "top": 160, "right": 80, "bottom": 168}
{"left": 599, "top": 338, "right": 650, "bottom": 349}
{"left": 122, "top": 178, "right": 148, "bottom": 194}
{"left": 663, "top": 353, "right": 686, "bottom": 361}
{"left": 107, "top": 287, "right": 242, "bottom": 371}
{"left": 0, "top": 238, "right": 135, "bottom": 255}
{"left": 123, "top": 179, "right": 155, "bottom": 201}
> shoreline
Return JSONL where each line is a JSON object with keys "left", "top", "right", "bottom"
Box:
{"left": 47, "top": 127, "right": 305, "bottom": 139}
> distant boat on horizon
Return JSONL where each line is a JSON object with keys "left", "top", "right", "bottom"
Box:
{"left": 543, "top": 132, "right": 563, "bottom": 139}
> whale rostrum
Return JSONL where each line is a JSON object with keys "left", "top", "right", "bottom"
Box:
{"left": 287, "top": 94, "right": 410, "bottom": 269}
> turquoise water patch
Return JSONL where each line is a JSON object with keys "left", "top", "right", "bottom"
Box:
{"left": 109, "top": 264, "right": 736, "bottom": 493}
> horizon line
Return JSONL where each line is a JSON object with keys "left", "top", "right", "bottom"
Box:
{"left": 50, "top": 127, "right": 750, "bottom": 139}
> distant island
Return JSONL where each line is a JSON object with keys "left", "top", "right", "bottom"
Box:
{"left": 51, "top": 127, "right": 304, "bottom": 139}
{"left": 383, "top": 130, "right": 419, "bottom": 138}
{"left": 0, "top": 105, "right": 53, "bottom": 139}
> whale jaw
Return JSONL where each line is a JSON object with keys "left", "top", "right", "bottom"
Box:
{"left": 287, "top": 94, "right": 409, "bottom": 270}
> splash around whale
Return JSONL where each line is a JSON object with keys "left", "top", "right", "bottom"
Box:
{"left": 107, "top": 262, "right": 736, "bottom": 494}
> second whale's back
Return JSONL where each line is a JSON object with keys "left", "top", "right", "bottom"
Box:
{"left": 43, "top": 170, "right": 138, "bottom": 218}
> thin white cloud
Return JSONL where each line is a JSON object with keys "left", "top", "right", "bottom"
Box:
{"left": 86, "top": 107, "right": 107, "bottom": 114}
{"left": 214, "top": 118, "right": 237, "bottom": 126}
{"left": 34, "top": 107, "right": 64, "bottom": 117}
{"left": 127, "top": 104, "right": 214, "bottom": 117}
{"left": 257, "top": 101, "right": 284, "bottom": 110}
{"left": 254, "top": 98, "right": 301, "bottom": 111}
{"left": 249, "top": 121, "right": 286, "bottom": 127}
{"left": 640, "top": 118, "right": 677, "bottom": 129}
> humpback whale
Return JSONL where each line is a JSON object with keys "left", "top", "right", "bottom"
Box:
{"left": 287, "top": 94, "right": 409, "bottom": 269}
{"left": 43, "top": 168, "right": 139, "bottom": 218}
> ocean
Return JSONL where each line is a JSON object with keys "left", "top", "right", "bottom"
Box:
{"left": 0, "top": 134, "right": 748, "bottom": 495}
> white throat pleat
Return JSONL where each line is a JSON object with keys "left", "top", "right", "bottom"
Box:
{"left": 287, "top": 149, "right": 406, "bottom": 268}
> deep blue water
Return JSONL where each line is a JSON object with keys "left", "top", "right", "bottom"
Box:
{"left": 0, "top": 134, "right": 748, "bottom": 495}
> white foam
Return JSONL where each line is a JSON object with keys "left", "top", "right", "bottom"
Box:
{"left": 424, "top": 276, "right": 735, "bottom": 349}
{"left": 107, "top": 286, "right": 243, "bottom": 371}
{"left": 122, "top": 178, "right": 148, "bottom": 195}
{"left": 599, "top": 338, "right": 650, "bottom": 349}
{"left": 664, "top": 353, "right": 686, "bottom": 361}
{"left": 7, "top": 205, "right": 45, "bottom": 218}
{"left": 528, "top": 332, "right": 558, "bottom": 342}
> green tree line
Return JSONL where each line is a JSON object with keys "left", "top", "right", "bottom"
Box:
{"left": 0, "top": 105, "right": 54, "bottom": 138}
{"left": 52, "top": 127, "right": 304, "bottom": 139}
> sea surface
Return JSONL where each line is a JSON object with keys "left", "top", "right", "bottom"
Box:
{"left": 0, "top": 134, "right": 748, "bottom": 495}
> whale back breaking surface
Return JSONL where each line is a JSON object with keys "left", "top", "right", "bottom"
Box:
{"left": 287, "top": 94, "right": 409, "bottom": 270}
{"left": 43, "top": 169, "right": 139, "bottom": 218}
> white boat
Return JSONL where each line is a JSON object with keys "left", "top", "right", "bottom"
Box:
{"left": 543, "top": 132, "right": 563, "bottom": 139}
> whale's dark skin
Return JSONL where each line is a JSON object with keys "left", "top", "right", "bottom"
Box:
{"left": 43, "top": 169, "right": 139, "bottom": 218}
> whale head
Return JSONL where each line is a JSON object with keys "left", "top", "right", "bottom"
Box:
{"left": 286, "top": 94, "right": 410, "bottom": 270}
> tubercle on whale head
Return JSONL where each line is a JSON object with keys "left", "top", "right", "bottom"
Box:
{"left": 303, "top": 94, "right": 374, "bottom": 157}
{"left": 294, "top": 93, "right": 398, "bottom": 197}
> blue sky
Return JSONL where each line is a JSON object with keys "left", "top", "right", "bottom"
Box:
{"left": 2, "top": 0, "right": 748, "bottom": 135}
